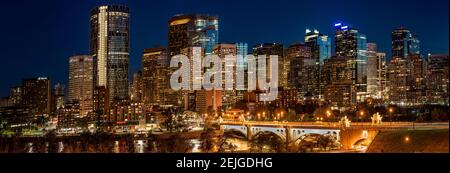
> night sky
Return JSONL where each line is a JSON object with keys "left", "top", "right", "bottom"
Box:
{"left": 0, "top": 0, "right": 448, "bottom": 97}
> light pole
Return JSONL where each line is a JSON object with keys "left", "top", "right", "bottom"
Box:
{"left": 388, "top": 108, "right": 394, "bottom": 122}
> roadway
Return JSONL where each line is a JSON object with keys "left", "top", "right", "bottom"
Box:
{"left": 220, "top": 121, "right": 449, "bottom": 130}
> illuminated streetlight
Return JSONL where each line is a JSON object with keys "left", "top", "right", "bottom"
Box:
{"left": 404, "top": 136, "right": 410, "bottom": 142}
{"left": 326, "top": 110, "right": 331, "bottom": 117}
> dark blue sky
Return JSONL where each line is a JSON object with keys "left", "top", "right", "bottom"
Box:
{"left": 0, "top": 0, "right": 448, "bottom": 97}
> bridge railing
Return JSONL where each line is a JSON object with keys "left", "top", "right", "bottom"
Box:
{"left": 220, "top": 121, "right": 449, "bottom": 130}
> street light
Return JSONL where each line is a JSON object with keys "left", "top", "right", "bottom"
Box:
{"left": 326, "top": 110, "right": 332, "bottom": 118}
{"left": 388, "top": 108, "right": 394, "bottom": 122}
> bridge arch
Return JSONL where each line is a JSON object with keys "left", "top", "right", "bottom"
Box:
{"left": 222, "top": 125, "right": 248, "bottom": 138}
{"left": 223, "top": 129, "right": 247, "bottom": 139}
{"left": 251, "top": 126, "right": 287, "bottom": 141}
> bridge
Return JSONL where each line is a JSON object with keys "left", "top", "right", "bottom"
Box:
{"left": 220, "top": 121, "right": 449, "bottom": 149}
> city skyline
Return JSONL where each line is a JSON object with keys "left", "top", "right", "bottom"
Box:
{"left": 1, "top": 0, "right": 449, "bottom": 97}
{"left": 0, "top": 0, "right": 448, "bottom": 155}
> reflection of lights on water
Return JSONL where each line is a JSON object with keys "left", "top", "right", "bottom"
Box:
{"left": 113, "top": 141, "right": 120, "bottom": 153}
{"left": 190, "top": 139, "right": 202, "bottom": 153}
{"left": 27, "top": 142, "right": 34, "bottom": 153}
{"left": 58, "top": 142, "right": 64, "bottom": 153}
{"left": 135, "top": 140, "right": 146, "bottom": 153}
{"left": 226, "top": 138, "right": 249, "bottom": 151}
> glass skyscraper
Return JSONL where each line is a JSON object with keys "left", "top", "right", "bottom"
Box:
{"left": 168, "top": 14, "right": 219, "bottom": 57}
{"left": 305, "top": 29, "right": 331, "bottom": 65}
{"left": 334, "top": 23, "right": 367, "bottom": 102}
{"left": 392, "top": 27, "right": 420, "bottom": 59}
{"left": 90, "top": 5, "right": 130, "bottom": 102}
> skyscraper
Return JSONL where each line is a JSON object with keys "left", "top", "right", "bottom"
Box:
{"left": 323, "top": 56, "right": 354, "bottom": 110}
{"left": 305, "top": 29, "right": 331, "bottom": 65}
{"left": 90, "top": 5, "right": 130, "bottom": 102}
{"left": 387, "top": 57, "right": 410, "bottom": 104}
{"left": 142, "top": 47, "right": 173, "bottom": 106}
{"left": 168, "top": 14, "right": 219, "bottom": 57}
{"left": 334, "top": 23, "right": 367, "bottom": 102}
{"left": 366, "top": 43, "right": 387, "bottom": 99}
{"left": 284, "top": 43, "right": 314, "bottom": 98}
{"left": 68, "top": 55, "right": 94, "bottom": 117}
{"left": 426, "top": 54, "right": 449, "bottom": 104}
{"left": 212, "top": 43, "right": 237, "bottom": 108}
{"left": 392, "top": 27, "right": 420, "bottom": 59}
{"left": 253, "top": 43, "right": 284, "bottom": 88}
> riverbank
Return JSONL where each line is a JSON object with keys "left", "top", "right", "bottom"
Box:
{"left": 366, "top": 129, "right": 449, "bottom": 153}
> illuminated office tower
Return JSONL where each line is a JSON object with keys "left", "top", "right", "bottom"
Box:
{"left": 322, "top": 56, "right": 354, "bottom": 110}
{"left": 305, "top": 29, "right": 331, "bottom": 65}
{"left": 181, "top": 47, "right": 205, "bottom": 110}
{"left": 168, "top": 14, "right": 219, "bottom": 57}
{"left": 235, "top": 43, "right": 248, "bottom": 102}
{"left": 22, "top": 77, "right": 51, "bottom": 116}
{"left": 392, "top": 27, "right": 420, "bottom": 59}
{"left": 253, "top": 43, "right": 284, "bottom": 88}
{"left": 142, "top": 47, "right": 175, "bottom": 106}
{"left": 68, "top": 55, "right": 94, "bottom": 117}
{"left": 426, "top": 54, "right": 449, "bottom": 105}
{"left": 364, "top": 43, "right": 387, "bottom": 99}
{"left": 212, "top": 43, "right": 237, "bottom": 108}
{"left": 90, "top": 5, "right": 130, "bottom": 102}
{"left": 334, "top": 23, "right": 367, "bottom": 102}
{"left": 284, "top": 43, "right": 314, "bottom": 98}
{"left": 387, "top": 57, "right": 410, "bottom": 104}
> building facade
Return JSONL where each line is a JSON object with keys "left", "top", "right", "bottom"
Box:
{"left": 90, "top": 5, "right": 130, "bottom": 102}
{"left": 334, "top": 23, "right": 367, "bottom": 102}
{"left": 68, "top": 55, "right": 95, "bottom": 117}
{"left": 168, "top": 14, "right": 219, "bottom": 57}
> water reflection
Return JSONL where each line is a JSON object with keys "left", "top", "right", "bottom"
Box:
{"left": 3, "top": 137, "right": 253, "bottom": 153}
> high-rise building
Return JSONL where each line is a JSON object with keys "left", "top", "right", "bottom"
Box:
{"left": 305, "top": 29, "right": 331, "bottom": 65}
{"left": 253, "top": 43, "right": 284, "bottom": 88}
{"left": 90, "top": 5, "right": 130, "bottom": 102}
{"left": 334, "top": 23, "right": 367, "bottom": 102}
{"left": 212, "top": 43, "right": 237, "bottom": 108}
{"left": 392, "top": 27, "right": 420, "bottom": 59}
{"left": 366, "top": 43, "right": 387, "bottom": 99}
{"left": 22, "top": 77, "right": 51, "bottom": 116}
{"left": 68, "top": 55, "right": 95, "bottom": 117}
{"left": 142, "top": 47, "right": 175, "bottom": 106}
{"left": 387, "top": 57, "right": 410, "bottom": 104}
{"left": 426, "top": 54, "right": 449, "bottom": 105}
{"left": 409, "top": 54, "right": 426, "bottom": 91}
{"left": 52, "top": 83, "right": 65, "bottom": 113}
{"left": 235, "top": 43, "right": 248, "bottom": 101}
{"left": 284, "top": 43, "right": 315, "bottom": 98}
{"left": 168, "top": 14, "right": 219, "bottom": 57}
{"left": 130, "top": 71, "right": 143, "bottom": 102}
{"left": 180, "top": 46, "right": 205, "bottom": 110}
{"left": 322, "top": 56, "right": 354, "bottom": 110}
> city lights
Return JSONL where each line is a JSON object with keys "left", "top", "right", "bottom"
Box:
{"left": 0, "top": 1, "right": 448, "bottom": 155}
